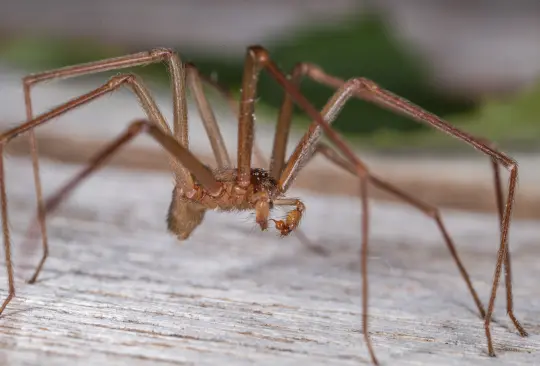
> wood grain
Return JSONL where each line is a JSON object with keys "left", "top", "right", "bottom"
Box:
{"left": 0, "top": 157, "right": 538, "bottom": 365}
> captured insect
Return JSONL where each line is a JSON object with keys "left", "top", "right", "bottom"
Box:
{"left": 0, "top": 45, "right": 527, "bottom": 365}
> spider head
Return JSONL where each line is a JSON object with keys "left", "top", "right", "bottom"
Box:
{"left": 250, "top": 168, "right": 280, "bottom": 199}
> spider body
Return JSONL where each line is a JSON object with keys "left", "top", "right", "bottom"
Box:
{"left": 167, "top": 167, "right": 298, "bottom": 239}
{"left": 0, "top": 45, "right": 526, "bottom": 365}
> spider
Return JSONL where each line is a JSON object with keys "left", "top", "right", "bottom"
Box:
{"left": 0, "top": 45, "right": 527, "bottom": 365}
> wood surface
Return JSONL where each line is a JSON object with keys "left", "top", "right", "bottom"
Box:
{"left": 0, "top": 157, "right": 538, "bottom": 365}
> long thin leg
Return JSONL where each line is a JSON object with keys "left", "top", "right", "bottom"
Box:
{"left": 22, "top": 119, "right": 220, "bottom": 251}
{"left": 23, "top": 48, "right": 188, "bottom": 144}
{"left": 236, "top": 48, "right": 264, "bottom": 187}
{"left": 0, "top": 74, "right": 210, "bottom": 289}
{"left": 295, "top": 63, "right": 527, "bottom": 339}
{"left": 315, "top": 142, "right": 486, "bottom": 315}
{"left": 0, "top": 145, "right": 14, "bottom": 314}
{"left": 271, "top": 79, "right": 482, "bottom": 360}
{"left": 281, "top": 65, "right": 526, "bottom": 335}
{"left": 273, "top": 73, "right": 487, "bottom": 316}
{"left": 269, "top": 63, "right": 310, "bottom": 180}
{"left": 190, "top": 66, "right": 271, "bottom": 170}
{"left": 278, "top": 80, "right": 361, "bottom": 192}
{"left": 185, "top": 63, "right": 231, "bottom": 169}
{"left": 238, "top": 45, "right": 521, "bottom": 362}
{"left": 244, "top": 47, "right": 376, "bottom": 364}
{"left": 490, "top": 158, "right": 527, "bottom": 336}
{"left": 13, "top": 119, "right": 220, "bottom": 315}
{"left": 269, "top": 58, "right": 520, "bottom": 356}
{"left": 20, "top": 48, "right": 190, "bottom": 285}
{"left": 190, "top": 65, "right": 272, "bottom": 175}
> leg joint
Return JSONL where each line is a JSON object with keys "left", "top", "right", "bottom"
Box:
{"left": 127, "top": 119, "right": 152, "bottom": 134}
{"left": 149, "top": 47, "right": 176, "bottom": 60}
{"left": 107, "top": 73, "right": 137, "bottom": 89}
{"left": 346, "top": 77, "right": 378, "bottom": 93}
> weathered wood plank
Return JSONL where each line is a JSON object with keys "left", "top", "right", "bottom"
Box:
{"left": 0, "top": 157, "right": 537, "bottom": 365}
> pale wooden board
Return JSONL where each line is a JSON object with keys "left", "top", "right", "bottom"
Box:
{"left": 0, "top": 157, "right": 538, "bottom": 365}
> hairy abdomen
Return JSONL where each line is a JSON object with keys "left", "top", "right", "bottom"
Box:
{"left": 167, "top": 186, "right": 206, "bottom": 240}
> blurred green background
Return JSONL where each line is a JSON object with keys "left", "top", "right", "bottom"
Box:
{"left": 1, "top": 12, "right": 539, "bottom": 153}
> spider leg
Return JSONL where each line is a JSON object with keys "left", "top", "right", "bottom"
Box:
{"left": 0, "top": 145, "right": 14, "bottom": 315}
{"left": 0, "top": 118, "right": 218, "bottom": 316}
{"left": 20, "top": 118, "right": 219, "bottom": 272}
{"left": 313, "top": 143, "right": 527, "bottom": 338}
{"left": 10, "top": 49, "right": 246, "bottom": 287}
{"left": 274, "top": 66, "right": 490, "bottom": 322}
{"left": 185, "top": 64, "right": 231, "bottom": 169}
{"left": 0, "top": 73, "right": 200, "bottom": 297}
{"left": 23, "top": 48, "right": 189, "bottom": 143}
{"left": 236, "top": 45, "right": 523, "bottom": 363}
{"left": 236, "top": 48, "right": 270, "bottom": 188}
{"left": 278, "top": 63, "right": 527, "bottom": 345}
{"left": 235, "top": 46, "right": 375, "bottom": 365}
{"left": 315, "top": 142, "right": 487, "bottom": 315}
{"left": 186, "top": 65, "right": 267, "bottom": 170}
{"left": 269, "top": 63, "right": 311, "bottom": 180}
{"left": 275, "top": 63, "right": 527, "bottom": 337}
{"left": 488, "top": 154, "right": 527, "bottom": 336}
{"left": 19, "top": 48, "right": 191, "bottom": 288}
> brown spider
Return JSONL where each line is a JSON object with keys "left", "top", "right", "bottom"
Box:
{"left": 0, "top": 45, "right": 527, "bottom": 365}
